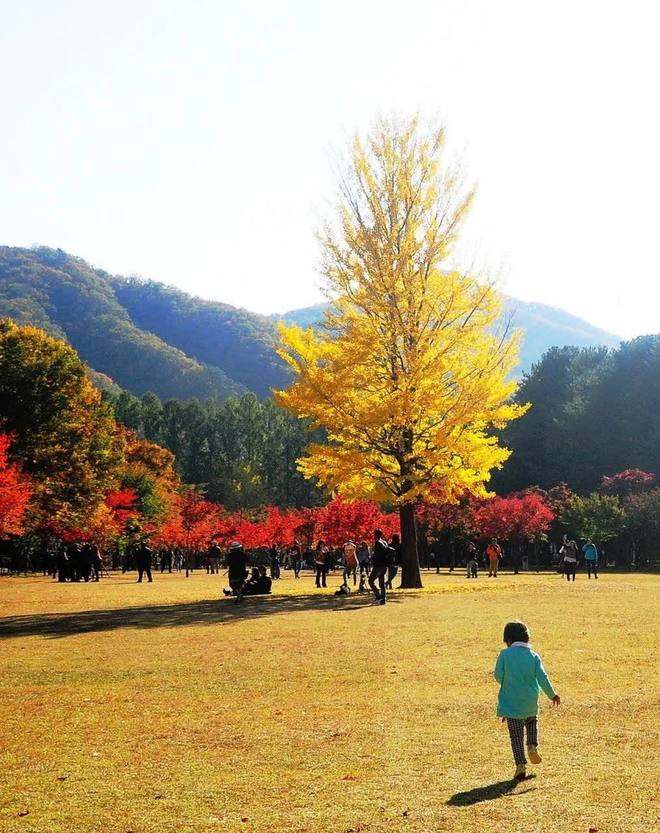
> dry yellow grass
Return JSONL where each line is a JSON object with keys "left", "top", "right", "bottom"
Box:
{"left": 0, "top": 569, "right": 658, "bottom": 833}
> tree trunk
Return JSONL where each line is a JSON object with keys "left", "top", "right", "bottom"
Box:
{"left": 399, "top": 502, "right": 423, "bottom": 588}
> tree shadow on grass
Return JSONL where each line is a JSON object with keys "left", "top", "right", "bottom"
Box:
{"left": 447, "top": 775, "right": 537, "bottom": 806}
{"left": 0, "top": 592, "right": 406, "bottom": 640}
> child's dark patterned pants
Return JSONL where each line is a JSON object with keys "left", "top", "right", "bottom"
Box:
{"left": 506, "top": 717, "right": 538, "bottom": 765}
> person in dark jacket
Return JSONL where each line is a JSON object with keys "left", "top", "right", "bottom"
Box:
{"left": 314, "top": 541, "right": 329, "bottom": 588}
{"left": 290, "top": 540, "right": 302, "bottom": 578}
{"left": 224, "top": 541, "right": 248, "bottom": 600}
{"left": 135, "top": 541, "right": 153, "bottom": 583}
{"left": 386, "top": 533, "right": 401, "bottom": 589}
{"left": 56, "top": 544, "right": 69, "bottom": 582}
{"left": 242, "top": 566, "right": 272, "bottom": 596}
{"left": 369, "top": 529, "right": 391, "bottom": 605}
{"left": 269, "top": 544, "right": 281, "bottom": 580}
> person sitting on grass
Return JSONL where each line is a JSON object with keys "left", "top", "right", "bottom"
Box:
{"left": 493, "top": 620, "right": 561, "bottom": 781}
{"left": 239, "top": 566, "right": 272, "bottom": 597}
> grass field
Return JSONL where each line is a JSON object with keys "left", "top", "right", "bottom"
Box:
{"left": 0, "top": 569, "right": 658, "bottom": 833}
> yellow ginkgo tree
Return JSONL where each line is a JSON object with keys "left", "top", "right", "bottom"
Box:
{"left": 275, "top": 116, "right": 528, "bottom": 587}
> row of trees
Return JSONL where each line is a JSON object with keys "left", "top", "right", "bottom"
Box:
{"left": 421, "top": 470, "right": 660, "bottom": 567}
{"left": 109, "top": 391, "right": 323, "bottom": 509}
{"left": 1, "top": 317, "right": 657, "bottom": 569}
{"left": 494, "top": 336, "right": 660, "bottom": 493}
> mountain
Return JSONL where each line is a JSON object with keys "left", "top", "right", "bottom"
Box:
{"left": 111, "top": 277, "right": 289, "bottom": 398}
{"left": 0, "top": 245, "right": 622, "bottom": 400}
{"left": 279, "top": 299, "right": 622, "bottom": 376}
{"left": 0, "top": 246, "right": 283, "bottom": 401}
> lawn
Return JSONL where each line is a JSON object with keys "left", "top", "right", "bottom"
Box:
{"left": 0, "top": 569, "right": 657, "bottom": 833}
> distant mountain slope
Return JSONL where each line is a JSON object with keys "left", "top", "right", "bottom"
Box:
{"left": 0, "top": 247, "right": 246, "bottom": 401}
{"left": 0, "top": 245, "right": 623, "bottom": 400}
{"left": 278, "top": 298, "right": 622, "bottom": 376}
{"left": 111, "top": 278, "right": 289, "bottom": 399}
{"left": 504, "top": 298, "right": 621, "bottom": 372}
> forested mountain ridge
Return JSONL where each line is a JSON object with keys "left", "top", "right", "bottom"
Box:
{"left": 1, "top": 245, "right": 622, "bottom": 401}
{"left": 0, "top": 246, "right": 280, "bottom": 401}
{"left": 279, "top": 298, "right": 622, "bottom": 376}
{"left": 111, "top": 277, "right": 289, "bottom": 398}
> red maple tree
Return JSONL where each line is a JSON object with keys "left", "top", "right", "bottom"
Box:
{"left": 474, "top": 492, "right": 555, "bottom": 542}
{"left": 0, "top": 433, "right": 32, "bottom": 537}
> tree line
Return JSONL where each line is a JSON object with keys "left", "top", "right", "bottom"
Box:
{"left": 108, "top": 390, "right": 324, "bottom": 509}
{"left": 494, "top": 336, "right": 660, "bottom": 493}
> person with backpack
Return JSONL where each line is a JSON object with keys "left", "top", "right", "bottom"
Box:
{"left": 368, "top": 529, "right": 392, "bottom": 605}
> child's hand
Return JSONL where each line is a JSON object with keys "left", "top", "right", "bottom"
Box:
{"left": 552, "top": 694, "right": 561, "bottom": 706}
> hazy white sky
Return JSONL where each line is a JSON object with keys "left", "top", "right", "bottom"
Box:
{"left": 1, "top": 0, "right": 658, "bottom": 338}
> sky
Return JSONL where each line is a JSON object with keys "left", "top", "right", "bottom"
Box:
{"left": 1, "top": 0, "right": 658, "bottom": 338}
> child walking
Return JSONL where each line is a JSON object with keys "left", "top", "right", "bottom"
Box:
{"left": 493, "top": 621, "right": 560, "bottom": 780}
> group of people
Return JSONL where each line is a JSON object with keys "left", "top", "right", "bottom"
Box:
{"left": 559, "top": 536, "right": 599, "bottom": 580}
{"left": 40, "top": 526, "right": 602, "bottom": 595}
{"left": 456, "top": 535, "right": 601, "bottom": 582}
{"left": 54, "top": 542, "right": 103, "bottom": 582}
{"left": 222, "top": 530, "right": 401, "bottom": 605}
{"left": 223, "top": 542, "right": 272, "bottom": 602}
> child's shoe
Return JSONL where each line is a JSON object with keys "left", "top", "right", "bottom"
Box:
{"left": 527, "top": 745, "right": 542, "bottom": 764}
{"left": 514, "top": 764, "right": 527, "bottom": 780}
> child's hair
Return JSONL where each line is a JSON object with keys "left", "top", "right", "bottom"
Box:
{"left": 503, "top": 620, "right": 530, "bottom": 646}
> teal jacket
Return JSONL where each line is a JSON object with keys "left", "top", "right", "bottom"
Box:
{"left": 494, "top": 644, "right": 556, "bottom": 718}
{"left": 583, "top": 542, "right": 598, "bottom": 561}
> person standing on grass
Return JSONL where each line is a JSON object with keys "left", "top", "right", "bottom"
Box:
{"left": 486, "top": 538, "right": 502, "bottom": 577}
{"left": 386, "top": 533, "right": 401, "bottom": 589}
{"left": 135, "top": 541, "right": 153, "bottom": 583}
{"left": 314, "top": 540, "right": 329, "bottom": 588}
{"left": 560, "top": 537, "right": 579, "bottom": 581}
{"left": 368, "top": 528, "right": 391, "bottom": 605}
{"left": 466, "top": 542, "right": 479, "bottom": 578}
{"left": 225, "top": 541, "right": 248, "bottom": 601}
{"left": 582, "top": 538, "right": 599, "bottom": 579}
{"left": 343, "top": 539, "right": 359, "bottom": 586}
{"left": 269, "top": 544, "right": 281, "bottom": 580}
{"left": 494, "top": 620, "right": 561, "bottom": 780}
{"left": 357, "top": 540, "right": 370, "bottom": 576}
{"left": 290, "top": 540, "right": 302, "bottom": 578}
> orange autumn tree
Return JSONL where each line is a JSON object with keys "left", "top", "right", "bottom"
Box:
{"left": 0, "top": 320, "right": 124, "bottom": 532}
{"left": 0, "top": 433, "right": 32, "bottom": 537}
{"left": 156, "top": 487, "right": 221, "bottom": 552}
{"left": 276, "top": 117, "right": 527, "bottom": 587}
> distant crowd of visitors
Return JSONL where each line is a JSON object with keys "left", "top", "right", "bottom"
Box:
{"left": 5, "top": 528, "right": 603, "bottom": 592}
